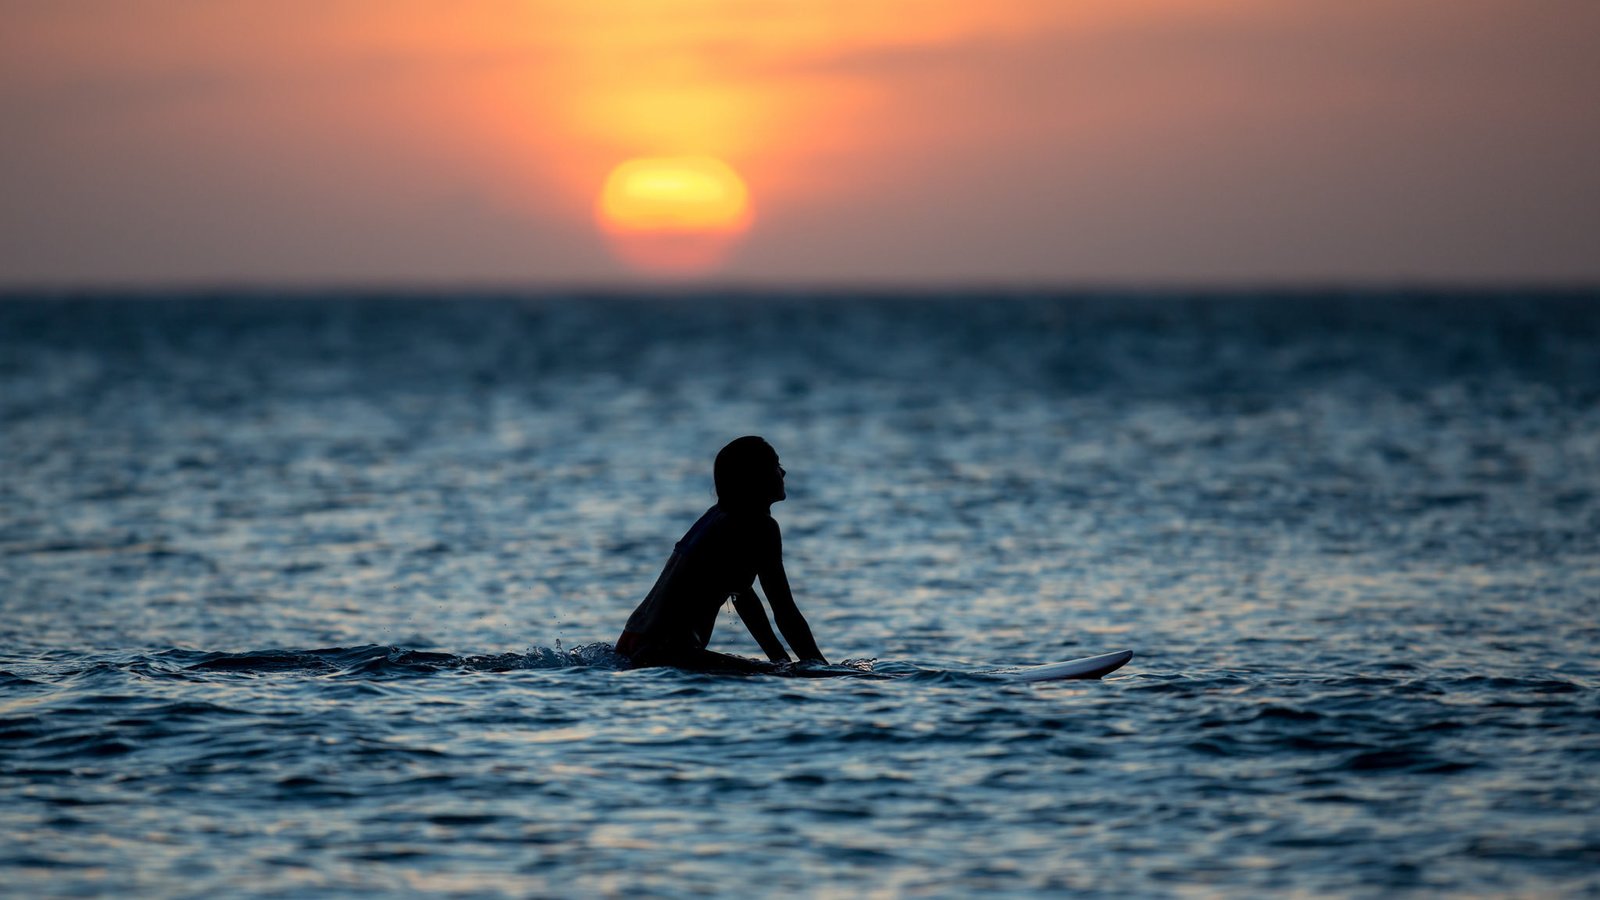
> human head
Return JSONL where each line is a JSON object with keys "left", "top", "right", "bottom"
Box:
{"left": 714, "top": 436, "right": 784, "bottom": 507}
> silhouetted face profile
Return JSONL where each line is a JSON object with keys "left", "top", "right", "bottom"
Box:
{"left": 714, "top": 436, "right": 785, "bottom": 508}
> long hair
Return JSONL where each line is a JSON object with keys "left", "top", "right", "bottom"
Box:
{"left": 714, "top": 436, "right": 777, "bottom": 507}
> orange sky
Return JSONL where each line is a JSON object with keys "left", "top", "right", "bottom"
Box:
{"left": 2, "top": 1, "right": 1597, "bottom": 285}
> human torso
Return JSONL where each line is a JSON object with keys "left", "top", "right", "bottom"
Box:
{"left": 621, "top": 505, "right": 771, "bottom": 654}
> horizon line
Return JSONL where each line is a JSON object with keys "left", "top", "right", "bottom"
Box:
{"left": 2, "top": 277, "right": 1598, "bottom": 299}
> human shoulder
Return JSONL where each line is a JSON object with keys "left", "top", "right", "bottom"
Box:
{"left": 749, "top": 511, "right": 781, "bottom": 552}
{"left": 719, "top": 506, "right": 780, "bottom": 542}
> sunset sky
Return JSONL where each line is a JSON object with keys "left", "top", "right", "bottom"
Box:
{"left": 3, "top": 1, "right": 1597, "bottom": 286}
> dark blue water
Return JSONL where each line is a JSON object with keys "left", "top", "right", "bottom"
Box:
{"left": 3, "top": 291, "right": 1598, "bottom": 896}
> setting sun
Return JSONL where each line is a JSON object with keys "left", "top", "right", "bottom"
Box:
{"left": 596, "top": 156, "right": 752, "bottom": 277}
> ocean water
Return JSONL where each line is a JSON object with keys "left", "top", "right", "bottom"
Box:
{"left": 2, "top": 290, "right": 1598, "bottom": 897}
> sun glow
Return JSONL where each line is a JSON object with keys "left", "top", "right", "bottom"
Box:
{"left": 596, "top": 156, "right": 752, "bottom": 276}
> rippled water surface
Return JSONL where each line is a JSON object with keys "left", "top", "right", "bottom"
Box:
{"left": 3, "top": 291, "right": 1598, "bottom": 896}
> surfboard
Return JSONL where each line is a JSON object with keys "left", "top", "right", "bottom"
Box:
{"left": 988, "top": 649, "right": 1133, "bottom": 683}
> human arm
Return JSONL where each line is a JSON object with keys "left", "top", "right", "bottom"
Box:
{"left": 733, "top": 588, "right": 790, "bottom": 663}
{"left": 758, "top": 557, "right": 827, "bottom": 664}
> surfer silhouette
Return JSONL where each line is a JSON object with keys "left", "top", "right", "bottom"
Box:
{"left": 615, "top": 436, "right": 828, "bottom": 672}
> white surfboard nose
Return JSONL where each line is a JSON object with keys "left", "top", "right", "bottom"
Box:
{"left": 990, "top": 649, "right": 1134, "bottom": 683}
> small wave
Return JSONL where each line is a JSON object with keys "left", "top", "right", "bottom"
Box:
{"left": 167, "top": 643, "right": 630, "bottom": 678}
{"left": 0, "top": 670, "right": 47, "bottom": 688}
{"left": 1339, "top": 747, "right": 1477, "bottom": 775}
{"left": 184, "top": 649, "right": 342, "bottom": 674}
{"left": 768, "top": 658, "right": 883, "bottom": 679}
{"left": 1251, "top": 704, "right": 1324, "bottom": 722}
{"left": 459, "top": 642, "right": 627, "bottom": 672}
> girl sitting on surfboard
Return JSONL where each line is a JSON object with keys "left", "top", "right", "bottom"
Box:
{"left": 615, "top": 436, "right": 828, "bottom": 672}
